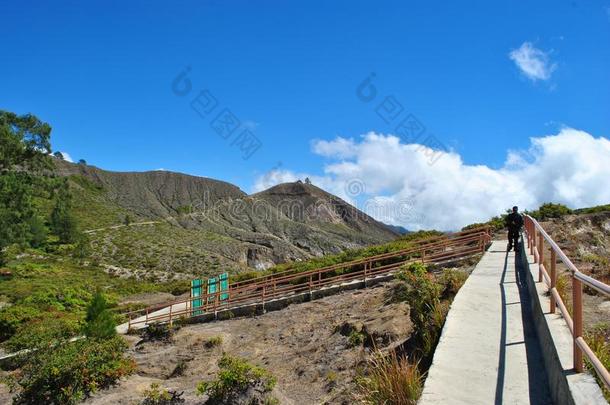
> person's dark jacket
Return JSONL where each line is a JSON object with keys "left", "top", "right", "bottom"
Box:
{"left": 505, "top": 212, "right": 524, "bottom": 231}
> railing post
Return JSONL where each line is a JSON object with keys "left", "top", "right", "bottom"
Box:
{"left": 363, "top": 262, "right": 367, "bottom": 287}
{"left": 550, "top": 249, "right": 557, "bottom": 313}
{"left": 146, "top": 308, "right": 149, "bottom": 323}
{"left": 573, "top": 276, "right": 583, "bottom": 372}
{"left": 532, "top": 227, "right": 537, "bottom": 261}
{"left": 128, "top": 314, "right": 131, "bottom": 331}
{"left": 538, "top": 233, "right": 544, "bottom": 283}
{"left": 169, "top": 304, "right": 173, "bottom": 327}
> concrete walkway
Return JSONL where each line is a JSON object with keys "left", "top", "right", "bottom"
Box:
{"left": 420, "top": 240, "right": 553, "bottom": 405}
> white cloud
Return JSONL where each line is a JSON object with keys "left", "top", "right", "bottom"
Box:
{"left": 312, "top": 137, "right": 358, "bottom": 158}
{"left": 59, "top": 151, "right": 73, "bottom": 162}
{"left": 509, "top": 42, "right": 557, "bottom": 81}
{"left": 252, "top": 128, "right": 610, "bottom": 231}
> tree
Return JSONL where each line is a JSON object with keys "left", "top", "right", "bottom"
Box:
{"left": 53, "top": 151, "right": 64, "bottom": 160}
{"left": 78, "top": 159, "right": 87, "bottom": 165}
{"left": 27, "top": 215, "right": 48, "bottom": 248}
{"left": 50, "top": 183, "right": 79, "bottom": 244}
{"left": 124, "top": 214, "right": 132, "bottom": 226}
{"left": 0, "top": 111, "right": 52, "bottom": 172}
{"left": 0, "top": 111, "right": 52, "bottom": 264}
{"left": 72, "top": 233, "right": 91, "bottom": 259}
{"left": 304, "top": 177, "right": 312, "bottom": 185}
{"left": 83, "top": 291, "right": 117, "bottom": 340}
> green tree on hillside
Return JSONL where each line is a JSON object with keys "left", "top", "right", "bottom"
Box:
{"left": 50, "top": 183, "right": 79, "bottom": 244}
{"left": 0, "top": 110, "right": 52, "bottom": 172}
{"left": 0, "top": 111, "right": 52, "bottom": 264}
{"left": 83, "top": 291, "right": 117, "bottom": 340}
{"left": 27, "top": 215, "right": 48, "bottom": 248}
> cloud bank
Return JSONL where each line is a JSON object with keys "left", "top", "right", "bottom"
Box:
{"left": 253, "top": 128, "right": 610, "bottom": 231}
{"left": 509, "top": 42, "right": 557, "bottom": 81}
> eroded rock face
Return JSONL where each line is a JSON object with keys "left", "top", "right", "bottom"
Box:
{"left": 85, "top": 282, "right": 413, "bottom": 405}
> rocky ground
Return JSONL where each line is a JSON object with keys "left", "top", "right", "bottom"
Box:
{"left": 85, "top": 281, "right": 412, "bottom": 405}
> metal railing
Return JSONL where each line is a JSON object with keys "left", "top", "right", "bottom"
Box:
{"left": 524, "top": 215, "right": 610, "bottom": 391}
{"left": 126, "top": 227, "right": 492, "bottom": 330}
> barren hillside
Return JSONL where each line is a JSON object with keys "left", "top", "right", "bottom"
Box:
{"left": 52, "top": 160, "right": 397, "bottom": 278}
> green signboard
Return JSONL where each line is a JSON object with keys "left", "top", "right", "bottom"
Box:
{"left": 191, "top": 278, "right": 203, "bottom": 316}
{"left": 207, "top": 276, "right": 217, "bottom": 304}
{"left": 219, "top": 272, "right": 229, "bottom": 301}
{"left": 191, "top": 273, "right": 230, "bottom": 315}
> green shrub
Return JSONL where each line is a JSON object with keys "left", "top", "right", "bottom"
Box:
{"left": 13, "top": 336, "right": 135, "bottom": 404}
{"left": 574, "top": 204, "right": 610, "bottom": 215}
{"left": 394, "top": 263, "right": 441, "bottom": 323}
{"left": 394, "top": 262, "right": 443, "bottom": 357}
{"left": 141, "top": 382, "right": 185, "bottom": 404}
{"left": 0, "top": 305, "right": 42, "bottom": 341}
{"left": 142, "top": 323, "right": 174, "bottom": 342}
{"left": 347, "top": 330, "right": 365, "bottom": 348}
{"left": 197, "top": 354, "right": 276, "bottom": 402}
{"left": 530, "top": 203, "right": 572, "bottom": 221}
{"left": 581, "top": 253, "right": 609, "bottom": 267}
{"left": 355, "top": 350, "right": 422, "bottom": 405}
{"left": 205, "top": 335, "right": 223, "bottom": 348}
{"left": 440, "top": 269, "right": 469, "bottom": 297}
{"left": 462, "top": 215, "right": 505, "bottom": 232}
{"left": 4, "top": 315, "right": 80, "bottom": 353}
{"left": 72, "top": 234, "right": 91, "bottom": 259}
{"left": 83, "top": 291, "right": 116, "bottom": 340}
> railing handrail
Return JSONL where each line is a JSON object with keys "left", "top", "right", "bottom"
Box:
{"left": 523, "top": 214, "right": 610, "bottom": 391}
{"left": 525, "top": 215, "right": 610, "bottom": 297}
{"left": 125, "top": 228, "right": 491, "bottom": 317}
{"left": 126, "top": 242, "right": 484, "bottom": 328}
{"left": 125, "top": 230, "right": 490, "bottom": 327}
{"left": 229, "top": 226, "right": 491, "bottom": 288}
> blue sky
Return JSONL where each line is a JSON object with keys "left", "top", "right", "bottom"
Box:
{"left": 3, "top": 1, "right": 610, "bottom": 228}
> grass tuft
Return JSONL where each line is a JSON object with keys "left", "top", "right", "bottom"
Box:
{"left": 355, "top": 350, "right": 423, "bottom": 405}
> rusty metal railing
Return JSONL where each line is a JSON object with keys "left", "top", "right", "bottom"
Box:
{"left": 524, "top": 215, "right": 610, "bottom": 391}
{"left": 126, "top": 227, "right": 491, "bottom": 330}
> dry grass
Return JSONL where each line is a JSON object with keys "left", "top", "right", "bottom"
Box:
{"left": 584, "top": 324, "right": 610, "bottom": 401}
{"left": 555, "top": 272, "right": 572, "bottom": 315}
{"left": 354, "top": 350, "right": 423, "bottom": 405}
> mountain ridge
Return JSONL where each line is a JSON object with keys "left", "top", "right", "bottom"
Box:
{"left": 51, "top": 159, "right": 398, "bottom": 277}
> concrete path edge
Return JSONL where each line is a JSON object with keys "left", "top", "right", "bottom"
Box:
{"left": 519, "top": 237, "right": 607, "bottom": 404}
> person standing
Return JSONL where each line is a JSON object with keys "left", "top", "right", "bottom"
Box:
{"left": 505, "top": 206, "right": 524, "bottom": 251}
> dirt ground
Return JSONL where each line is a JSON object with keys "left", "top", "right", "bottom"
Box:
{"left": 85, "top": 281, "right": 412, "bottom": 405}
